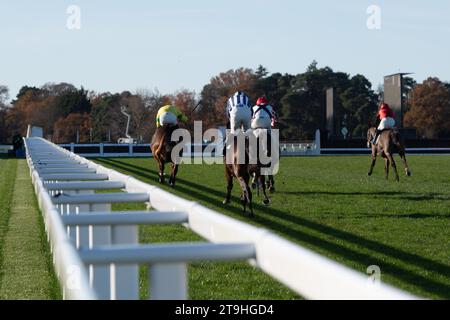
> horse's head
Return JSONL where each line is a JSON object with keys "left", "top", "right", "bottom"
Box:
{"left": 367, "top": 127, "right": 376, "bottom": 148}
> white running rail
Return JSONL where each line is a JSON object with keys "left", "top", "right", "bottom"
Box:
{"left": 24, "top": 137, "right": 418, "bottom": 300}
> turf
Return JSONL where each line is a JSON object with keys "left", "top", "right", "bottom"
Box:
{"left": 0, "top": 159, "right": 61, "bottom": 299}
{"left": 0, "top": 158, "right": 17, "bottom": 280}
{"left": 94, "top": 155, "right": 450, "bottom": 299}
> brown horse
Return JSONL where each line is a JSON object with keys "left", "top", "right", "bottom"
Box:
{"left": 367, "top": 127, "right": 412, "bottom": 181}
{"left": 223, "top": 134, "right": 270, "bottom": 217}
{"left": 151, "top": 124, "right": 182, "bottom": 187}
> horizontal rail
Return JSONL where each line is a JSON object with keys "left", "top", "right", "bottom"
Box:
{"left": 41, "top": 173, "right": 109, "bottom": 181}
{"left": 51, "top": 193, "right": 149, "bottom": 204}
{"left": 62, "top": 212, "right": 188, "bottom": 225}
{"left": 38, "top": 168, "right": 97, "bottom": 174}
{"left": 80, "top": 243, "right": 256, "bottom": 264}
{"left": 34, "top": 164, "right": 89, "bottom": 172}
{"left": 44, "top": 181, "right": 126, "bottom": 190}
{"left": 35, "top": 160, "right": 80, "bottom": 165}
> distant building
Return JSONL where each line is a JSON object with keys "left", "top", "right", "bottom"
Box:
{"left": 383, "top": 73, "right": 413, "bottom": 128}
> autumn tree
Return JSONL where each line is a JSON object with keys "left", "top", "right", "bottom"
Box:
{"left": 404, "top": 77, "right": 450, "bottom": 138}
{"left": 6, "top": 87, "right": 58, "bottom": 139}
{"left": 53, "top": 113, "right": 92, "bottom": 143}
{"left": 4, "top": 84, "right": 91, "bottom": 140}
{"left": 119, "top": 91, "right": 150, "bottom": 142}
{"left": 90, "top": 93, "right": 122, "bottom": 142}
{"left": 200, "top": 68, "right": 257, "bottom": 129}
{"left": 57, "top": 86, "right": 92, "bottom": 117}
{"left": 135, "top": 88, "right": 165, "bottom": 140}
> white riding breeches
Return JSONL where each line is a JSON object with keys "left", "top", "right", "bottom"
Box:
{"left": 378, "top": 117, "right": 395, "bottom": 130}
{"left": 251, "top": 117, "right": 272, "bottom": 130}
{"left": 229, "top": 107, "right": 252, "bottom": 133}
{"left": 160, "top": 112, "right": 177, "bottom": 126}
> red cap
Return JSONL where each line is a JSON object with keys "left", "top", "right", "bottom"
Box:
{"left": 257, "top": 97, "right": 268, "bottom": 106}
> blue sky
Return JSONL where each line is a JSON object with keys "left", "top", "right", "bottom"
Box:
{"left": 1, "top": 0, "right": 449, "bottom": 101}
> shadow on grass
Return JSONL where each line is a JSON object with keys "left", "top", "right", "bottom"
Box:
{"left": 95, "top": 157, "right": 450, "bottom": 298}
{"left": 341, "top": 213, "right": 450, "bottom": 220}
{"left": 283, "top": 191, "right": 450, "bottom": 201}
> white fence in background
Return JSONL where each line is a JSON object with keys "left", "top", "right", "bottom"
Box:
{"left": 0, "top": 144, "right": 13, "bottom": 154}
{"left": 56, "top": 143, "right": 450, "bottom": 158}
{"left": 24, "top": 137, "right": 417, "bottom": 300}
{"left": 58, "top": 142, "right": 320, "bottom": 158}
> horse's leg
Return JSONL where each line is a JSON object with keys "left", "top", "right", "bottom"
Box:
{"left": 237, "top": 176, "right": 253, "bottom": 217}
{"left": 259, "top": 175, "right": 270, "bottom": 206}
{"left": 399, "top": 149, "right": 412, "bottom": 177}
{"left": 169, "top": 163, "right": 178, "bottom": 187}
{"left": 158, "top": 157, "right": 165, "bottom": 184}
{"left": 246, "top": 176, "right": 253, "bottom": 217}
{"left": 383, "top": 156, "right": 389, "bottom": 180}
{"left": 153, "top": 152, "right": 164, "bottom": 184}
{"left": 252, "top": 168, "right": 260, "bottom": 197}
{"left": 245, "top": 174, "right": 253, "bottom": 216}
{"left": 154, "top": 131, "right": 168, "bottom": 157}
{"left": 387, "top": 153, "right": 400, "bottom": 182}
{"left": 251, "top": 172, "right": 257, "bottom": 190}
{"left": 223, "top": 167, "right": 233, "bottom": 205}
{"left": 266, "top": 175, "right": 275, "bottom": 193}
{"left": 368, "top": 148, "right": 378, "bottom": 176}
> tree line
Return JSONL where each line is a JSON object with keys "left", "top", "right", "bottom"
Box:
{"left": 1, "top": 61, "right": 450, "bottom": 144}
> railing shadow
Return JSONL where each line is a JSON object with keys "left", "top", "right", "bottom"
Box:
{"left": 283, "top": 191, "right": 450, "bottom": 201}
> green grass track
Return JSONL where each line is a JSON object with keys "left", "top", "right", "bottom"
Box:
{"left": 0, "top": 159, "right": 60, "bottom": 300}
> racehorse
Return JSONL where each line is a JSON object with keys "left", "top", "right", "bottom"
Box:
{"left": 366, "top": 127, "right": 412, "bottom": 181}
{"left": 151, "top": 124, "right": 182, "bottom": 187}
{"left": 223, "top": 133, "right": 270, "bottom": 217}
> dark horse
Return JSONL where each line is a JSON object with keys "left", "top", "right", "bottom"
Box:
{"left": 151, "top": 124, "right": 182, "bottom": 187}
{"left": 223, "top": 133, "right": 271, "bottom": 217}
{"left": 367, "top": 127, "right": 412, "bottom": 181}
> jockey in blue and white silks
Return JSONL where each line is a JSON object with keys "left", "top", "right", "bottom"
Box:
{"left": 226, "top": 91, "right": 253, "bottom": 133}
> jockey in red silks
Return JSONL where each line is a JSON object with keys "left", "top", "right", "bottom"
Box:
{"left": 372, "top": 103, "right": 395, "bottom": 144}
{"left": 251, "top": 96, "right": 278, "bottom": 131}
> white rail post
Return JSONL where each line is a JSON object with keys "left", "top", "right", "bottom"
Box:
{"left": 111, "top": 224, "right": 139, "bottom": 300}
{"left": 88, "top": 202, "right": 112, "bottom": 299}
{"left": 149, "top": 263, "right": 187, "bottom": 300}
{"left": 68, "top": 190, "right": 93, "bottom": 244}
{"left": 315, "top": 129, "right": 321, "bottom": 155}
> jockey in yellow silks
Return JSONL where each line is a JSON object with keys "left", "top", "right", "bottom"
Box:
{"left": 156, "top": 105, "right": 188, "bottom": 128}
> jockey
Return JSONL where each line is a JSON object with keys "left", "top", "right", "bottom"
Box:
{"left": 156, "top": 105, "right": 188, "bottom": 128}
{"left": 372, "top": 102, "right": 395, "bottom": 144}
{"left": 251, "top": 96, "right": 277, "bottom": 131}
{"left": 226, "top": 91, "right": 253, "bottom": 133}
